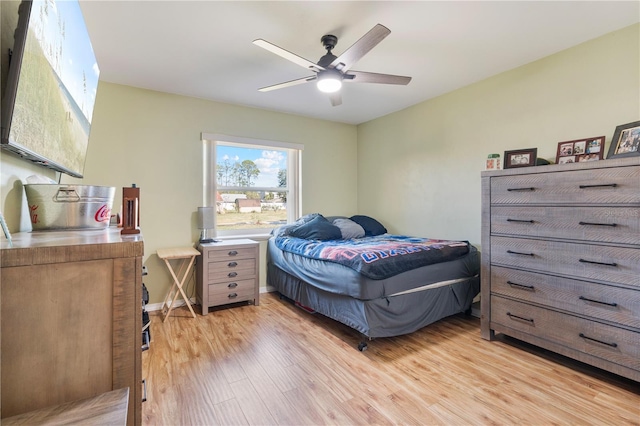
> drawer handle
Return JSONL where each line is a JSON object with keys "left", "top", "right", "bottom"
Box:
{"left": 228, "top": 292, "right": 238, "bottom": 299}
{"left": 507, "top": 250, "right": 534, "bottom": 257}
{"left": 142, "top": 379, "right": 147, "bottom": 403}
{"left": 579, "top": 333, "right": 618, "bottom": 348}
{"left": 228, "top": 261, "right": 238, "bottom": 267}
{"left": 579, "top": 296, "right": 618, "bottom": 307}
{"left": 578, "top": 221, "right": 617, "bottom": 227}
{"left": 506, "top": 312, "right": 534, "bottom": 324}
{"left": 228, "top": 271, "right": 238, "bottom": 278}
{"left": 578, "top": 183, "right": 617, "bottom": 189}
{"left": 228, "top": 250, "right": 238, "bottom": 256}
{"left": 506, "top": 219, "right": 534, "bottom": 224}
{"left": 228, "top": 282, "right": 238, "bottom": 288}
{"left": 506, "top": 280, "right": 535, "bottom": 291}
{"left": 579, "top": 258, "right": 617, "bottom": 267}
{"left": 507, "top": 187, "right": 535, "bottom": 192}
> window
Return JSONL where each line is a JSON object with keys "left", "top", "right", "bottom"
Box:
{"left": 202, "top": 133, "right": 302, "bottom": 237}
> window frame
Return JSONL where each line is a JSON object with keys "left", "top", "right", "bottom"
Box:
{"left": 201, "top": 133, "right": 302, "bottom": 238}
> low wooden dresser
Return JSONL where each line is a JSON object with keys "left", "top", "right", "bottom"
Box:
{"left": 0, "top": 228, "right": 143, "bottom": 424}
{"left": 196, "top": 239, "right": 259, "bottom": 314}
{"left": 481, "top": 157, "right": 639, "bottom": 382}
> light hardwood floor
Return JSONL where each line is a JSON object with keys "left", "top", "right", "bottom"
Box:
{"left": 142, "top": 292, "right": 639, "bottom": 425}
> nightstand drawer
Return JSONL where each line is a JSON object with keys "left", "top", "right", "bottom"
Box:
{"left": 491, "top": 296, "right": 640, "bottom": 371}
{"left": 490, "top": 166, "right": 640, "bottom": 205}
{"left": 206, "top": 247, "right": 256, "bottom": 261}
{"left": 207, "top": 259, "right": 256, "bottom": 282}
{"left": 491, "top": 266, "right": 640, "bottom": 329}
{"left": 208, "top": 282, "right": 256, "bottom": 305}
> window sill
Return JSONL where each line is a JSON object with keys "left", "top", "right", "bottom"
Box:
{"left": 214, "top": 233, "right": 272, "bottom": 242}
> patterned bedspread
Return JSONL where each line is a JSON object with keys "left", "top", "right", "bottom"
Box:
{"left": 274, "top": 235, "right": 470, "bottom": 280}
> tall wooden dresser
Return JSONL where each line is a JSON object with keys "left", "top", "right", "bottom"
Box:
{"left": 0, "top": 228, "right": 144, "bottom": 425}
{"left": 481, "top": 157, "right": 639, "bottom": 382}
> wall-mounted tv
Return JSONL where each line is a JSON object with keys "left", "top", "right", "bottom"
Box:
{"left": 1, "top": 0, "right": 100, "bottom": 178}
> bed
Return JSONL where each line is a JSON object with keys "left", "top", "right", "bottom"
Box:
{"left": 267, "top": 213, "right": 480, "bottom": 350}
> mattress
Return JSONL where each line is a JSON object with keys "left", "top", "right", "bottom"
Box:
{"left": 267, "top": 237, "right": 480, "bottom": 300}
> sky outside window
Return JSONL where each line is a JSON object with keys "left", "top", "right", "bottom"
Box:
{"left": 217, "top": 145, "right": 287, "bottom": 188}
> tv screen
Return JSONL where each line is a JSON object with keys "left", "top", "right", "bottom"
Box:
{"left": 1, "top": 0, "right": 100, "bottom": 178}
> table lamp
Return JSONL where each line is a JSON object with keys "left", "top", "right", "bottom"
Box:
{"left": 197, "top": 207, "right": 215, "bottom": 243}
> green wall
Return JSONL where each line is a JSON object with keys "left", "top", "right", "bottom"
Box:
{"left": 357, "top": 23, "right": 640, "bottom": 246}
{"left": 1, "top": 83, "right": 357, "bottom": 304}
{"left": 2, "top": 23, "right": 638, "bottom": 304}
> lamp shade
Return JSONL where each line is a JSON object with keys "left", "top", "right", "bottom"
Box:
{"left": 197, "top": 207, "right": 214, "bottom": 230}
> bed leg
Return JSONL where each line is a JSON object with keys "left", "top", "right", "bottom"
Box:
{"left": 357, "top": 341, "right": 368, "bottom": 352}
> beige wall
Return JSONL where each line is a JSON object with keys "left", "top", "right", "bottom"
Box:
{"left": 1, "top": 83, "right": 358, "bottom": 303}
{"left": 2, "top": 23, "right": 638, "bottom": 304}
{"left": 357, "top": 23, "right": 640, "bottom": 247}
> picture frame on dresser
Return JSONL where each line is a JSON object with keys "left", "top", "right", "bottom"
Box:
{"left": 555, "top": 136, "right": 604, "bottom": 164}
{"left": 504, "top": 148, "right": 537, "bottom": 169}
{"left": 607, "top": 120, "right": 640, "bottom": 159}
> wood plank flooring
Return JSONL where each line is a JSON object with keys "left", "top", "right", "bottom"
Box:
{"left": 142, "top": 292, "right": 639, "bottom": 425}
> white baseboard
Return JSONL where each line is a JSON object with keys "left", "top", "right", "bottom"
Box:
{"left": 146, "top": 287, "right": 278, "bottom": 312}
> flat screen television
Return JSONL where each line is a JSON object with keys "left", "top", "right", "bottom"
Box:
{"left": 1, "top": 0, "right": 100, "bottom": 178}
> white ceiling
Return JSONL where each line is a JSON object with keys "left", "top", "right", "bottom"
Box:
{"left": 79, "top": 1, "right": 640, "bottom": 125}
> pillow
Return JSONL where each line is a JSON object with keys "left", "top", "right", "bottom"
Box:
{"left": 333, "top": 218, "right": 365, "bottom": 239}
{"left": 289, "top": 215, "right": 342, "bottom": 240}
{"left": 349, "top": 215, "right": 387, "bottom": 236}
{"left": 324, "top": 215, "right": 348, "bottom": 223}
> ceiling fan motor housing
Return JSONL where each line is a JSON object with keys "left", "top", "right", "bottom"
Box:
{"left": 318, "top": 35, "right": 339, "bottom": 68}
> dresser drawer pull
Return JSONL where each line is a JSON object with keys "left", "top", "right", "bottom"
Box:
{"left": 579, "top": 333, "right": 618, "bottom": 348}
{"left": 578, "top": 183, "right": 617, "bottom": 189}
{"left": 506, "top": 219, "right": 534, "bottom": 223}
{"left": 228, "top": 250, "right": 238, "bottom": 256}
{"left": 578, "top": 258, "right": 618, "bottom": 267}
{"left": 228, "top": 282, "right": 238, "bottom": 288}
{"left": 507, "top": 249, "right": 534, "bottom": 257}
{"left": 578, "top": 221, "right": 617, "bottom": 227}
{"left": 228, "top": 261, "right": 238, "bottom": 267}
{"left": 228, "top": 292, "right": 238, "bottom": 299}
{"left": 506, "top": 281, "right": 535, "bottom": 291}
{"left": 578, "top": 296, "right": 618, "bottom": 307}
{"left": 228, "top": 271, "right": 238, "bottom": 278}
{"left": 506, "top": 312, "right": 534, "bottom": 324}
{"left": 507, "top": 187, "right": 535, "bottom": 192}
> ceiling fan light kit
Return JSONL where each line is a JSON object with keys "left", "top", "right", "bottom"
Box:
{"left": 253, "top": 23, "right": 412, "bottom": 105}
{"left": 317, "top": 70, "right": 342, "bottom": 93}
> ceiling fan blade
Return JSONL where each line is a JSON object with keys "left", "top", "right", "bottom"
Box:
{"left": 329, "top": 24, "right": 391, "bottom": 71}
{"left": 329, "top": 92, "right": 342, "bottom": 107}
{"left": 344, "top": 70, "right": 411, "bottom": 85}
{"left": 253, "top": 39, "right": 324, "bottom": 72}
{"left": 258, "top": 76, "right": 317, "bottom": 92}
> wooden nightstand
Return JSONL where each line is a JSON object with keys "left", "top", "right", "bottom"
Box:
{"left": 196, "top": 239, "right": 259, "bottom": 315}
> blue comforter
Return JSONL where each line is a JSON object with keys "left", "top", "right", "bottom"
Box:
{"left": 274, "top": 234, "right": 470, "bottom": 280}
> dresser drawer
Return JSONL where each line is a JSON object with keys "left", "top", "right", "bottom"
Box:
{"left": 491, "top": 266, "right": 640, "bottom": 329}
{"left": 205, "top": 247, "right": 256, "bottom": 261}
{"left": 490, "top": 206, "right": 640, "bottom": 245}
{"left": 491, "top": 296, "right": 640, "bottom": 371}
{"left": 207, "top": 259, "right": 256, "bottom": 282}
{"left": 208, "top": 279, "right": 256, "bottom": 305}
{"left": 491, "top": 236, "right": 640, "bottom": 288}
{"left": 490, "top": 166, "right": 640, "bottom": 205}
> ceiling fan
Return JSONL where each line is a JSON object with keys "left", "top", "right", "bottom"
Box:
{"left": 253, "top": 23, "right": 412, "bottom": 106}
